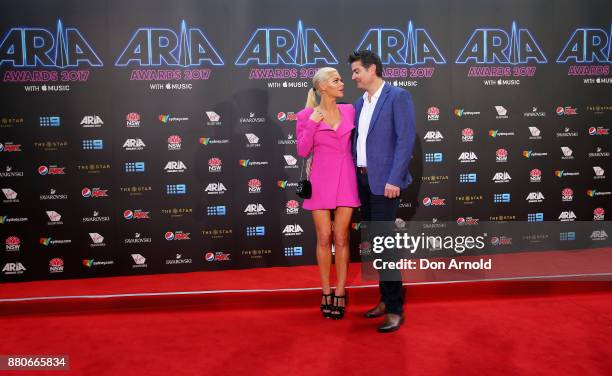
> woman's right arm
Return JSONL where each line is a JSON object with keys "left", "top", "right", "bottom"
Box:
{"left": 296, "top": 110, "right": 319, "bottom": 157}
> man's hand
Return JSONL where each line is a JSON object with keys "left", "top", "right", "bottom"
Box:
{"left": 384, "top": 183, "right": 400, "bottom": 198}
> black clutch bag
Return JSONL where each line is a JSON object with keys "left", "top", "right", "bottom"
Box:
{"left": 296, "top": 180, "right": 312, "bottom": 199}
{"left": 296, "top": 154, "right": 312, "bottom": 199}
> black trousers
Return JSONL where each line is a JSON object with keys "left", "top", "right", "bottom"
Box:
{"left": 357, "top": 173, "right": 404, "bottom": 315}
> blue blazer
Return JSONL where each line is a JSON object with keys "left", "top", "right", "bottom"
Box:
{"left": 353, "top": 82, "right": 416, "bottom": 195}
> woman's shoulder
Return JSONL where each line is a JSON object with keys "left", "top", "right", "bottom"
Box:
{"left": 297, "top": 107, "right": 315, "bottom": 117}
{"left": 339, "top": 103, "right": 355, "bottom": 113}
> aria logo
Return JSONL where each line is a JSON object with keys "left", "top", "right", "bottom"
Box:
{"left": 557, "top": 25, "right": 612, "bottom": 63}
{"left": 244, "top": 203, "right": 266, "bottom": 216}
{"left": 456, "top": 22, "right": 547, "bottom": 64}
{"left": 205, "top": 182, "right": 226, "bottom": 195}
{"left": 80, "top": 115, "right": 103, "bottom": 128}
{"left": 236, "top": 21, "right": 338, "bottom": 66}
{"left": 356, "top": 21, "right": 446, "bottom": 65}
{"left": 0, "top": 20, "right": 103, "bottom": 67}
{"left": 115, "top": 20, "right": 223, "bottom": 66}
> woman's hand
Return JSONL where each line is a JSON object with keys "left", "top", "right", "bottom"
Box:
{"left": 309, "top": 108, "right": 324, "bottom": 123}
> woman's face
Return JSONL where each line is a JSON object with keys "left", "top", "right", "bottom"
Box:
{"left": 319, "top": 71, "right": 345, "bottom": 99}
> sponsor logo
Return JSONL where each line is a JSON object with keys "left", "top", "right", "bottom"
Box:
{"left": 559, "top": 211, "right": 577, "bottom": 221}
{"left": 493, "top": 193, "right": 511, "bottom": 203}
{"left": 2, "top": 262, "right": 25, "bottom": 275}
{"left": 494, "top": 106, "right": 508, "bottom": 119}
{"left": 123, "top": 138, "right": 146, "bottom": 151}
{"left": 530, "top": 168, "right": 542, "bottom": 182}
{"left": 49, "top": 258, "right": 64, "bottom": 273}
{"left": 207, "top": 205, "right": 226, "bottom": 216}
{"left": 526, "top": 192, "right": 545, "bottom": 203}
{"left": 82, "top": 187, "right": 109, "bottom": 198}
{"left": 125, "top": 162, "right": 145, "bottom": 172}
{"left": 286, "top": 200, "right": 300, "bottom": 214}
{"left": 123, "top": 209, "right": 150, "bottom": 220}
{"left": 248, "top": 179, "right": 262, "bottom": 193}
{"left": 588, "top": 126, "right": 610, "bottom": 136}
{"left": 39, "top": 116, "right": 60, "bottom": 127}
{"left": 80, "top": 115, "right": 103, "bottom": 128}
{"left": 427, "top": 107, "right": 440, "bottom": 121}
{"left": 164, "top": 160, "right": 187, "bottom": 173}
{"left": 496, "top": 148, "right": 508, "bottom": 162}
{"left": 424, "top": 130, "right": 443, "bottom": 142}
{"left": 556, "top": 106, "right": 578, "bottom": 116}
{"left": 208, "top": 157, "right": 222, "bottom": 172}
{"left": 205, "top": 182, "right": 226, "bottom": 195}
{"left": 422, "top": 197, "right": 446, "bottom": 206}
{"left": 166, "top": 184, "right": 187, "bottom": 195}
{"left": 492, "top": 172, "right": 511, "bottom": 183}
{"left": 461, "top": 128, "right": 474, "bottom": 142}
{"left": 5, "top": 236, "right": 20, "bottom": 252}
{"left": 38, "top": 165, "right": 66, "bottom": 175}
{"left": 459, "top": 173, "right": 477, "bottom": 183}
{"left": 167, "top": 135, "right": 182, "bottom": 150}
{"left": 528, "top": 213, "right": 544, "bottom": 222}
{"left": 131, "top": 254, "right": 147, "bottom": 268}
{"left": 524, "top": 107, "right": 546, "bottom": 117}
{"left": 425, "top": 152, "right": 443, "bottom": 163}
{"left": 165, "top": 231, "right": 191, "bottom": 241}
{"left": 126, "top": 112, "right": 141, "bottom": 127}
{"left": 124, "top": 232, "right": 152, "bottom": 244}
{"left": 244, "top": 203, "right": 266, "bottom": 216}
{"left": 82, "top": 211, "right": 111, "bottom": 223}
{"left": 284, "top": 247, "right": 303, "bottom": 256}
{"left": 246, "top": 226, "right": 266, "bottom": 237}
{"left": 522, "top": 150, "right": 547, "bottom": 158}
{"left": 282, "top": 224, "right": 304, "bottom": 236}
{"left": 593, "top": 166, "right": 606, "bottom": 179}
{"left": 458, "top": 151, "right": 478, "bottom": 163}
{"left": 556, "top": 127, "right": 578, "bottom": 138}
{"left": 204, "top": 251, "right": 231, "bottom": 262}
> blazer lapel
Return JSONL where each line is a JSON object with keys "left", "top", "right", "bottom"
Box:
{"left": 367, "top": 83, "right": 391, "bottom": 136}
{"left": 354, "top": 98, "right": 364, "bottom": 125}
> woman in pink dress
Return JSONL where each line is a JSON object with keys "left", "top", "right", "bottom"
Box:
{"left": 296, "top": 67, "right": 360, "bottom": 319}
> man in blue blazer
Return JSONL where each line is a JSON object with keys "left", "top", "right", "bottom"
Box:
{"left": 349, "top": 50, "right": 416, "bottom": 333}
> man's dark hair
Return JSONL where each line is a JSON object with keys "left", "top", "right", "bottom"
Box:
{"left": 348, "top": 50, "right": 383, "bottom": 77}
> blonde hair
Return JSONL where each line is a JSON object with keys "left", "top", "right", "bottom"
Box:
{"left": 305, "top": 67, "right": 338, "bottom": 109}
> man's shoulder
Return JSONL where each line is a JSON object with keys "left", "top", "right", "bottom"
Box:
{"left": 386, "top": 83, "right": 411, "bottom": 98}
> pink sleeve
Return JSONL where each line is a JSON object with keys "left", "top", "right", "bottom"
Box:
{"left": 296, "top": 109, "right": 318, "bottom": 157}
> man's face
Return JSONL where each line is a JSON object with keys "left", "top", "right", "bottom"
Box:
{"left": 351, "top": 61, "right": 375, "bottom": 90}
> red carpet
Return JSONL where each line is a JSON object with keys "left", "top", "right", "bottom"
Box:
{"left": 1, "top": 264, "right": 611, "bottom": 375}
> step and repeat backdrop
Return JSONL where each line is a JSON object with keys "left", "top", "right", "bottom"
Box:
{"left": 1, "top": 0, "right": 610, "bottom": 282}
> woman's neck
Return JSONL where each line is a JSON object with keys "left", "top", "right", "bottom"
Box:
{"left": 319, "top": 96, "right": 337, "bottom": 112}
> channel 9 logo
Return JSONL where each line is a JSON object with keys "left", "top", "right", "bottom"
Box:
{"left": 166, "top": 184, "right": 186, "bottom": 195}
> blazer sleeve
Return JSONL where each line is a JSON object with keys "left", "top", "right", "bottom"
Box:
{"left": 387, "top": 89, "right": 416, "bottom": 187}
{"left": 296, "top": 109, "right": 319, "bottom": 157}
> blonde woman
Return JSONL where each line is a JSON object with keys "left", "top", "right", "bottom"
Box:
{"left": 296, "top": 67, "right": 360, "bottom": 319}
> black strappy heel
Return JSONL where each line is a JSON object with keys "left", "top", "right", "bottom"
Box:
{"left": 320, "top": 292, "right": 333, "bottom": 318}
{"left": 329, "top": 294, "right": 347, "bottom": 320}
